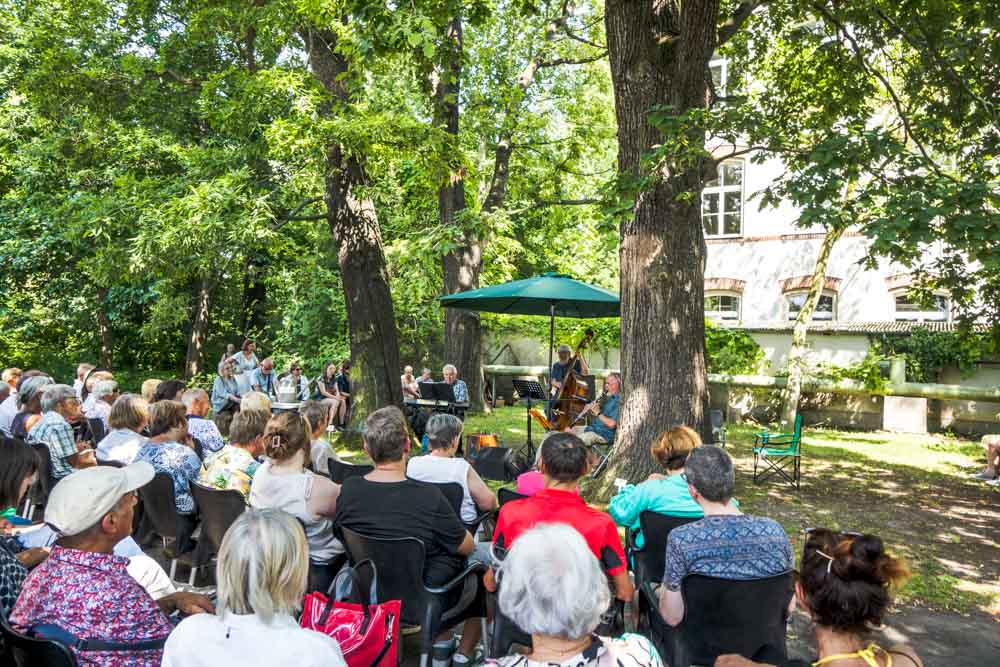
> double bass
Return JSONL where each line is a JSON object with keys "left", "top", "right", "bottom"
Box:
{"left": 550, "top": 329, "right": 594, "bottom": 431}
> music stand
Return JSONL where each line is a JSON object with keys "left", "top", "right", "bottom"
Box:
{"left": 512, "top": 377, "right": 547, "bottom": 462}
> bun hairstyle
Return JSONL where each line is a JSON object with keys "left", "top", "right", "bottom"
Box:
{"left": 800, "top": 529, "right": 911, "bottom": 634}
{"left": 263, "top": 412, "right": 311, "bottom": 462}
{"left": 650, "top": 425, "right": 701, "bottom": 470}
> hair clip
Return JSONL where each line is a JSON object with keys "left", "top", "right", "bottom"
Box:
{"left": 815, "top": 549, "right": 835, "bottom": 574}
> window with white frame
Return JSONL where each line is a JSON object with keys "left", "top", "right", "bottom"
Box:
{"left": 709, "top": 58, "right": 727, "bottom": 98}
{"left": 705, "top": 292, "right": 741, "bottom": 321}
{"left": 702, "top": 159, "right": 744, "bottom": 238}
{"left": 893, "top": 293, "right": 950, "bottom": 322}
{"left": 785, "top": 290, "right": 836, "bottom": 321}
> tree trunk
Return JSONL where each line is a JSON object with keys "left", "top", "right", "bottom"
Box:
{"left": 240, "top": 253, "right": 268, "bottom": 339}
{"left": 434, "top": 17, "right": 486, "bottom": 412}
{"left": 599, "top": 0, "right": 720, "bottom": 488}
{"left": 95, "top": 286, "right": 113, "bottom": 368}
{"left": 185, "top": 279, "right": 212, "bottom": 378}
{"left": 305, "top": 26, "right": 402, "bottom": 417}
{"left": 780, "top": 225, "right": 846, "bottom": 427}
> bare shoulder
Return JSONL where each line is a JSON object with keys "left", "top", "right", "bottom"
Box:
{"left": 887, "top": 644, "right": 922, "bottom": 667}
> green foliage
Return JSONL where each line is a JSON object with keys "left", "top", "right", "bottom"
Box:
{"left": 705, "top": 320, "right": 764, "bottom": 375}
{"left": 872, "top": 329, "right": 989, "bottom": 383}
{"left": 812, "top": 354, "right": 889, "bottom": 393}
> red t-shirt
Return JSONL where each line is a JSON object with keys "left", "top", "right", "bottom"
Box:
{"left": 492, "top": 488, "right": 627, "bottom": 575}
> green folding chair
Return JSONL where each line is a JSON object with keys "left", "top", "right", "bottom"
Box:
{"left": 753, "top": 413, "right": 803, "bottom": 489}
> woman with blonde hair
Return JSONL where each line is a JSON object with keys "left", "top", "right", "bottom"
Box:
{"left": 95, "top": 393, "right": 149, "bottom": 464}
{"left": 609, "top": 426, "right": 737, "bottom": 547}
{"left": 249, "top": 412, "right": 344, "bottom": 591}
{"left": 140, "top": 378, "right": 162, "bottom": 403}
{"left": 162, "top": 508, "right": 346, "bottom": 667}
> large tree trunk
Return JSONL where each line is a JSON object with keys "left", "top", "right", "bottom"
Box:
{"left": 434, "top": 17, "right": 486, "bottom": 412}
{"left": 600, "top": 0, "right": 720, "bottom": 487}
{"left": 95, "top": 286, "right": 114, "bottom": 368}
{"left": 305, "top": 27, "right": 402, "bottom": 417}
{"left": 185, "top": 279, "right": 212, "bottom": 378}
{"left": 240, "top": 252, "right": 268, "bottom": 339}
{"left": 780, "top": 226, "right": 846, "bottom": 427}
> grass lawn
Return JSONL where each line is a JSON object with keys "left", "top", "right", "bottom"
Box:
{"left": 335, "top": 405, "right": 1000, "bottom": 617}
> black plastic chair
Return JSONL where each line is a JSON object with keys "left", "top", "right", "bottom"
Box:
{"left": 189, "top": 481, "right": 246, "bottom": 556}
{"left": 643, "top": 572, "right": 794, "bottom": 667}
{"left": 23, "top": 443, "right": 55, "bottom": 520}
{"left": 497, "top": 487, "right": 527, "bottom": 507}
{"left": 430, "top": 482, "right": 492, "bottom": 535}
{"left": 96, "top": 459, "right": 125, "bottom": 468}
{"left": 628, "top": 512, "right": 698, "bottom": 587}
{"left": 0, "top": 608, "right": 78, "bottom": 667}
{"left": 87, "top": 418, "right": 107, "bottom": 445}
{"left": 708, "top": 409, "right": 727, "bottom": 447}
{"left": 137, "top": 473, "right": 205, "bottom": 585}
{"left": 339, "top": 525, "right": 486, "bottom": 667}
{"left": 327, "top": 459, "right": 374, "bottom": 484}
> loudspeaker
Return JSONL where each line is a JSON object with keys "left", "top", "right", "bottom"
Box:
{"left": 468, "top": 445, "right": 517, "bottom": 482}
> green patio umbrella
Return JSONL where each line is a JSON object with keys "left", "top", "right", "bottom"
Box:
{"left": 438, "top": 272, "right": 620, "bottom": 382}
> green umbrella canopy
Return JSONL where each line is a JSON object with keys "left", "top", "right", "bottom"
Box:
{"left": 438, "top": 273, "right": 619, "bottom": 318}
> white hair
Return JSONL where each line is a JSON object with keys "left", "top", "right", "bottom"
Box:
{"left": 41, "top": 384, "right": 77, "bottom": 413}
{"left": 442, "top": 364, "right": 457, "bottom": 374}
{"left": 92, "top": 379, "right": 119, "bottom": 399}
{"left": 497, "top": 523, "right": 610, "bottom": 639}
{"left": 241, "top": 391, "right": 272, "bottom": 412}
{"left": 181, "top": 388, "right": 208, "bottom": 410}
{"left": 216, "top": 508, "right": 309, "bottom": 623}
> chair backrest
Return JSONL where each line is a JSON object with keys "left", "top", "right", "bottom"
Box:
{"left": 96, "top": 459, "right": 125, "bottom": 468}
{"left": 87, "top": 418, "right": 107, "bottom": 445}
{"left": 497, "top": 487, "right": 527, "bottom": 507}
{"left": 136, "top": 473, "right": 181, "bottom": 540}
{"left": 0, "top": 609, "right": 78, "bottom": 667}
{"left": 338, "top": 526, "right": 430, "bottom": 626}
{"left": 189, "top": 481, "right": 246, "bottom": 553}
{"left": 635, "top": 512, "right": 698, "bottom": 584}
{"left": 327, "top": 460, "right": 374, "bottom": 485}
{"left": 679, "top": 572, "right": 794, "bottom": 666}
{"left": 430, "top": 482, "right": 464, "bottom": 520}
{"left": 709, "top": 410, "right": 724, "bottom": 430}
{"left": 28, "top": 443, "right": 55, "bottom": 501}
{"left": 792, "top": 413, "right": 803, "bottom": 439}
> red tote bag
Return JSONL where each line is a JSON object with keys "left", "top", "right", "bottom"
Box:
{"left": 301, "top": 560, "right": 401, "bottom": 667}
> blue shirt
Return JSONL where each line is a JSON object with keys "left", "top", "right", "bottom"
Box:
{"left": 663, "top": 514, "right": 792, "bottom": 590}
{"left": 585, "top": 393, "right": 620, "bottom": 443}
{"left": 550, "top": 359, "right": 582, "bottom": 386}
{"left": 250, "top": 368, "right": 277, "bottom": 397}
{"left": 451, "top": 379, "right": 469, "bottom": 404}
{"left": 134, "top": 441, "right": 202, "bottom": 514}
{"left": 210, "top": 375, "right": 240, "bottom": 412}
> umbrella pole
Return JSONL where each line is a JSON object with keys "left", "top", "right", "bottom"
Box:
{"left": 547, "top": 303, "right": 555, "bottom": 409}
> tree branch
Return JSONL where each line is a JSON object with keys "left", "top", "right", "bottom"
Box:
{"left": 271, "top": 196, "right": 326, "bottom": 230}
{"left": 717, "top": 1, "right": 768, "bottom": 47}
{"left": 537, "top": 51, "right": 609, "bottom": 69}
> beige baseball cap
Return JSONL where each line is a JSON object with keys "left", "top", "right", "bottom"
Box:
{"left": 45, "top": 462, "right": 154, "bottom": 537}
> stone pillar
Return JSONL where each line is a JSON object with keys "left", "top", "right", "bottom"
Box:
{"left": 883, "top": 356, "right": 928, "bottom": 433}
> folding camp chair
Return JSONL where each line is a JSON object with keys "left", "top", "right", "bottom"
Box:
{"left": 753, "top": 414, "right": 803, "bottom": 489}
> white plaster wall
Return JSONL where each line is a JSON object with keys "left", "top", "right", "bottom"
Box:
{"left": 749, "top": 332, "right": 871, "bottom": 372}
{"left": 938, "top": 365, "right": 1000, "bottom": 428}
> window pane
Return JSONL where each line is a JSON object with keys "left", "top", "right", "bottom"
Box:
{"left": 703, "top": 192, "right": 719, "bottom": 213}
{"left": 816, "top": 295, "right": 834, "bottom": 312}
{"left": 723, "top": 191, "right": 742, "bottom": 214}
{"left": 711, "top": 64, "right": 724, "bottom": 92}
{"left": 788, "top": 293, "right": 834, "bottom": 320}
{"left": 723, "top": 213, "right": 741, "bottom": 235}
{"left": 705, "top": 296, "right": 720, "bottom": 310}
{"left": 722, "top": 161, "right": 743, "bottom": 186}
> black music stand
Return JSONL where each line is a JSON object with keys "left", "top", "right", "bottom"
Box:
{"left": 512, "top": 378, "right": 547, "bottom": 463}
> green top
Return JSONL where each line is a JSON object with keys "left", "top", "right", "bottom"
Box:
{"left": 608, "top": 475, "right": 739, "bottom": 548}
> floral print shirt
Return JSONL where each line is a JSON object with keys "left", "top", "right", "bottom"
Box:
{"left": 10, "top": 545, "right": 173, "bottom": 667}
{"left": 134, "top": 441, "right": 201, "bottom": 514}
{"left": 487, "top": 634, "right": 661, "bottom": 667}
{"left": 0, "top": 536, "right": 27, "bottom": 617}
{"left": 187, "top": 416, "right": 225, "bottom": 454}
{"left": 200, "top": 445, "right": 259, "bottom": 501}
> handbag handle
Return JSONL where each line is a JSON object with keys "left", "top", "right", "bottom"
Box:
{"left": 316, "top": 559, "right": 379, "bottom": 628}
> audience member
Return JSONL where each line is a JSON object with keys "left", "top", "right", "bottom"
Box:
{"left": 716, "top": 529, "right": 921, "bottom": 667}
{"left": 407, "top": 413, "right": 496, "bottom": 528}
{"left": 140, "top": 378, "right": 162, "bottom": 403}
{"left": 972, "top": 434, "right": 1000, "bottom": 486}
{"left": 28, "top": 384, "right": 96, "bottom": 480}
{"left": 300, "top": 400, "right": 340, "bottom": 475}
{"left": 334, "top": 406, "right": 483, "bottom": 663}
{"left": 9, "top": 372, "right": 52, "bottom": 439}
{"left": 200, "top": 409, "right": 269, "bottom": 501}
{"left": 315, "top": 363, "right": 346, "bottom": 427}
{"left": 2, "top": 367, "right": 21, "bottom": 392}
{"left": 134, "top": 400, "right": 201, "bottom": 552}
{"left": 163, "top": 508, "right": 346, "bottom": 667}
{"left": 241, "top": 390, "right": 272, "bottom": 413}
{"left": 0, "top": 437, "right": 49, "bottom": 616}
{"left": 211, "top": 360, "right": 241, "bottom": 433}
{"left": 401, "top": 365, "right": 420, "bottom": 398}
{"left": 251, "top": 358, "right": 278, "bottom": 398}
{"left": 10, "top": 463, "right": 212, "bottom": 666}
{"left": 153, "top": 378, "right": 187, "bottom": 403}
{"left": 228, "top": 339, "right": 259, "bottom": 375}
{"left": 73, "top": 362, "right": 95, "bottom": 400}
{"left": 0, "top": 368, "right": 18, "bottom": 436}
{"left": 81, "top": 369, "right": 114, "bottom": 412}
{"left": 654, "top": 445, "right": 792, "bottom": 626}
{"left": 249, "top": 412, "right": 343, "bottom": 590}
{"left": 95, "top": 393, "right": 150, "bottom": 464}
{"left": 489, "top": 523, "right": 662, "bottom": 667}
{"left": 335, "top": 360, "right": 352, "bottom": 424}
{"left": 442, "top": 363, "right": 468, "bottom": 403}
{"left": 609, "top": 426, "right": 737, "bottom": 547}
{"left": 288, "top": 362, "right": 310, "bottom": 401}
{"left": 419, "top": 367, "right": 433, "bottom": 383}
{"left": 515, "top": 447, "right": 550, "bottom": 497}
{"left": 489, "top": 432, "right": 633, "bottom": 603}
{"left": 183, "top": 388, "right": 225, "bottom": 453}
{"left": 86, "top": 378, "right": 119, "bottom": 432}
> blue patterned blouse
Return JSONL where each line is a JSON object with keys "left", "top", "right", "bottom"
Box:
{"left": 663, "top": 514, "right": 792, "bottom": 590}
{"left": 134, "top": 441, "right": 202, "bottom": 514}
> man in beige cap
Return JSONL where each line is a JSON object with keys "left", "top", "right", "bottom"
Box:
{"left": 10, "top": 462, "right": 212, "bottom": 666}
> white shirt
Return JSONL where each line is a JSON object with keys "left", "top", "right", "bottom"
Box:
{"left": 407, "top": 455, "right": 476, "bottom": 523}
{"left": 73, "top": 378, "right": 84, "bottom": 400}
{"left": 163, "top": 612, "right": 345, "bottom": 667}
{"left": 310, "top": 438, "right": 341, "bottom": 478}
{"left": 96, "top": 428, "right": 148, "bottom": 464}
{"left": 0, "top": 392, "right": 17, "bottom": 436}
